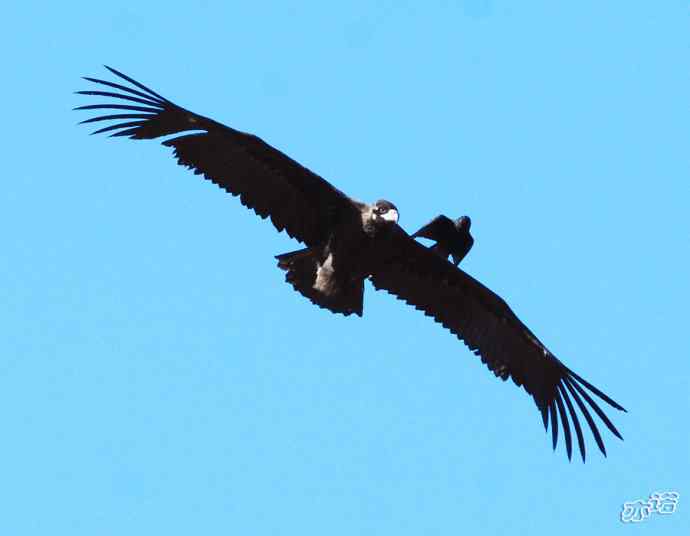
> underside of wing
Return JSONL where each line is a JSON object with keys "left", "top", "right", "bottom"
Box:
{"left": 370, "top": 227, "right": 626, "bottom": 461}
{"left": 75, "top": 66, "right": 355, "bottom": 246}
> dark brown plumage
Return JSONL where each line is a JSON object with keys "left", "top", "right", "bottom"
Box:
{"left": 76, "top": 66, "right": 626, "bottom": 462}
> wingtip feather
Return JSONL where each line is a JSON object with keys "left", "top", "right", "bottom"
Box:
{"left": 563, "top": 377, "right": 607, "bottom": 457}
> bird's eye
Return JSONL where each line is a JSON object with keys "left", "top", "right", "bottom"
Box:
{"left": 378, "top": 206, "right": 388, "bottom": 214}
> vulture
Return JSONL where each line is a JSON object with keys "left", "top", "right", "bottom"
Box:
{"left": 75, "top": 66, "right": 626, "bottom": 462}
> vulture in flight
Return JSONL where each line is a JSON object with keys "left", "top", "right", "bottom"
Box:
{"left": 75, "top": 66, "right": 626, "bottom": 462}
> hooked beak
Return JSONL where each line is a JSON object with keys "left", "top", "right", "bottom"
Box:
{"left": 380, "top": 209, "right": 399, "bottom": 223}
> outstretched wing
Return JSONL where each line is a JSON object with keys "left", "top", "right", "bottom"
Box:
{"left": 75, "top": 66, "right": 356, "bottom": 246}
{"left": 370, "top": 227, "right": 626, "bottom": 462}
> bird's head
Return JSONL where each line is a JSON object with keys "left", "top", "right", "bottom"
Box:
{"left": 372, "top": 200, "right": 399, "bottom": 224}
{"left": 455, "top": 215, "right": 471, "bottom": 231}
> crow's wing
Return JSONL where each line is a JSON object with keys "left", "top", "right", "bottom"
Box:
{"left": 411, "top": 215, "right": 455, "bottom": 240}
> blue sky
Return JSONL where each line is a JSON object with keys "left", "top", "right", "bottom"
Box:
{"left": 3, "top": 1, "right": 688, "bottom": 534}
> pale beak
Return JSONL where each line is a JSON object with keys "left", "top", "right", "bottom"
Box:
{"left": 381, "top": 209, "right": 399, "bottom": 223}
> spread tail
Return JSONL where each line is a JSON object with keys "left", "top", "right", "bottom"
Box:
{"left": 276, "top": 247, "right": 364, "bottom": 317}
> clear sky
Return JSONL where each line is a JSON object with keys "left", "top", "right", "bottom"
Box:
{"left": 2, "top": 1, "right": 688, "bottom": 534}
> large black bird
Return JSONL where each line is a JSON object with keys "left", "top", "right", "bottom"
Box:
{"left": 76, "top": 67, "right": 626, "bottom": 462}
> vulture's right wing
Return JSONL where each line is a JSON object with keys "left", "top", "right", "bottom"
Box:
{"left": 75, "top": 66, "right": 356, "bottom": 246}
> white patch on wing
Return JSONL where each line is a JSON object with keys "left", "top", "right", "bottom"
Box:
{"left": 313, "top": 253, "right": 335, "bottom": 294}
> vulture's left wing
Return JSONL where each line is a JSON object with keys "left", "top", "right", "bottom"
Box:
{"left": 370, "top": 226, "right": 626, "bottom": 462}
